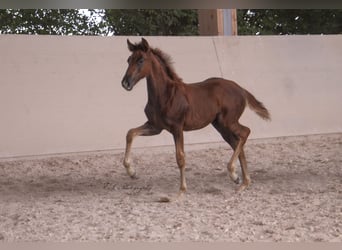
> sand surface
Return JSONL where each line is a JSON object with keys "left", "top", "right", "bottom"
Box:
{"left": 0, "top": 133, "right": 341, "bottom": 242}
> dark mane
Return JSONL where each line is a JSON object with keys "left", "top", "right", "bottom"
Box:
{"left": 130, "top": 39, "right": 182, "bottom": 82}
{"left": 151, "top": 48, "right": 183, "bottom": 82}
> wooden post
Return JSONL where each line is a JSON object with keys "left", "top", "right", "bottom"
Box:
{"left": 198, "top": 9, "right": 223, "bottom": 36}
{"left": 198, "top": 9, "right": 237, "bottom": 36}
{"left": 231, "top": 9, "right": 238, "bottom": 35}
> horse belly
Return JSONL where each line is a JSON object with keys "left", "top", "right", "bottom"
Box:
{"left": 183, "top": 85, "right": 220, "bottom": 131}
{"left": 183, "top": 107, "right": 217, "bottom": 131}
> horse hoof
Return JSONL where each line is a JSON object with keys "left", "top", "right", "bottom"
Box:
{"left": 236, "top": 184, "right": 249, "bottom": 193}
{"left": 129, "top": 172, "right": 138, "bottom": 179}
{"left": 125, "top": 167, "right": 138, "bottom": 179}
{"left": 233, "top": 176, "right": 241, "bottom": 184}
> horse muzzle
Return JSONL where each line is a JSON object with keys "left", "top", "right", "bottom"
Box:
{"left": 121, "top": 76, "right": 134, "bottom": 91}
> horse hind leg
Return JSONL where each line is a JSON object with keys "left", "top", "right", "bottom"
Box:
{"left": 237, "top": 147, "right": 251, "bottom": 192}
{"left": 212, "top": 120, "right": 240, "bottom": 183}
{"left": 227, "top": 122, "right": 251, "bottom": 191}
{"left": 212, "top": 120, "right": 251, "bottom": 191}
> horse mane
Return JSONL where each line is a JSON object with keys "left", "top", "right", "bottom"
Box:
{"left": 130, "top": 39, "right": 183, "bottom": 82}
{"left": 150, "top": 48, "right": 183, "bottom": 83}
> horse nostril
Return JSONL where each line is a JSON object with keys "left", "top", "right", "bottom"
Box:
{"left": 121, "top": 76, "right": 127, "bottom": 85}
{"left": 122, "top": 80, "right": 128, "bottom": 89}
{"left": 122, "top": 77, "right": 133, "bottom": 91}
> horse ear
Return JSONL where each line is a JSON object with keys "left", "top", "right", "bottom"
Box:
{"left": 127, "top": 39, "right": 135, "bottom": 52}
{"left": 141, "top": 38, "right": 150, "bottom": 52}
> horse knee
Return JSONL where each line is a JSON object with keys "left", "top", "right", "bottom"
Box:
{"left": 126, "top": 129, "right": 136, "bottom": 144}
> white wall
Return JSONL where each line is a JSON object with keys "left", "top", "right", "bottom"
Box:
{"left": 0, "top": 35, "right": 341, "bottom": 158}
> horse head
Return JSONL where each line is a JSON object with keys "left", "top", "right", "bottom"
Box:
{"left": 121, "top": 38, "right": 151, "bottom": 91}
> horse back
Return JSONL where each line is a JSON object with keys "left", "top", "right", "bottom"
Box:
{"left": 186, "top": 77, "right": 247, "bottom": 103}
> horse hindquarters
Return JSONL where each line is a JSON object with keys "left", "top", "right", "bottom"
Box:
{"left": 211, "top": 80, "right": 252, "bottom": 190}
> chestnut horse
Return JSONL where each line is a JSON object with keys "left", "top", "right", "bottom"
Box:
{"left": 121, "top": 38, "right": 270, "bottom": 197}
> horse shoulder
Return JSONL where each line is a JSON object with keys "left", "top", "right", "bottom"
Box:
{"left": 164, "top": 83, "right": 189, "bottom": 123}
{"left": 143, "top": 83, "right": 189, "bottom": 129}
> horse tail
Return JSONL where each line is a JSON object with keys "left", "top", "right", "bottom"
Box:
{"left": 245, "top": 90, "right": 271, "bottom": 121}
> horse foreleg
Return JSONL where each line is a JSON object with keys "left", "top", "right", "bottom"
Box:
{"left": 123, "top": 122, "right": 161, "bottom": 178}
{"left": 172, "top": 129, "right": 187, "bottom": 194}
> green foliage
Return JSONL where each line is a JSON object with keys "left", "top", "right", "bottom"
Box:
{"left": 0, "top": 9, "right": 198, "bottom": 36}
{"left": 238, "top": 9, "right": 342, "bottom": 35}
{"left": 0, "top": 9, "right": 104, "bottom": 35}
{"left": 104, "top": 9, "right": 198, "bottom": 35}
{"left": 0, "top": 9, "right": 341, "bottom": 36}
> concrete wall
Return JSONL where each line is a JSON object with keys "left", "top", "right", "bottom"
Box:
{"left": 1, "top": 35, "right": 341, "bottom": 158}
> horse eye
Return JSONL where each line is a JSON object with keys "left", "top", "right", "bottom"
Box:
{"left": 137, "top": 58, "right": 144, "bottom": 65}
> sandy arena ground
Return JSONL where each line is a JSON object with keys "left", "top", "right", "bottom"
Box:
{"left": 0, "top": 133, "right": 341, "bottom": 242}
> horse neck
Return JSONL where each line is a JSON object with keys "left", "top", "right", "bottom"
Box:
{"left": 146, "top": 60, "right": 177, "bottom": 106}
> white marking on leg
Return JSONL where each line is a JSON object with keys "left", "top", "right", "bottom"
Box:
{"left": 123, "top": 133, "right": 136, "bottom": 178}
{"left": 228, "top": 163, "right": 240, "bottom": 183}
